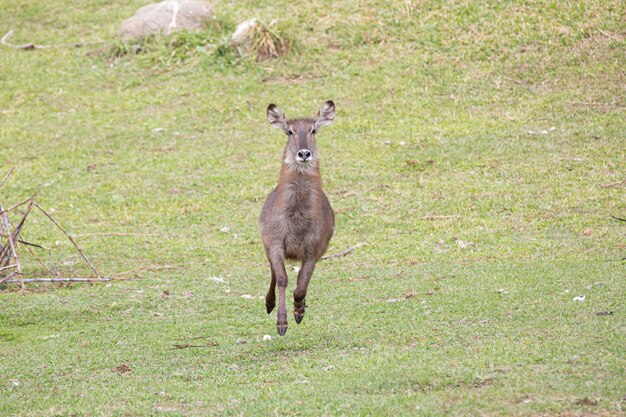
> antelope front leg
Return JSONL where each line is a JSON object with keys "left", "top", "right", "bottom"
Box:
{"left": 265, "top": 268, "right": 276, "bottom": 314}
{"left": 293, "top": 257, "right": 317, "bottom": 324}
{"left": 268, "top": 250, "right": 289, "bottom": 336}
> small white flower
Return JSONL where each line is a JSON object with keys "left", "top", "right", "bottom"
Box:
{"left": 573, "top": 295, "right": 585, "bottom": 302}
{"left": 263, "top": 335, "right": 272, "bottom": 341}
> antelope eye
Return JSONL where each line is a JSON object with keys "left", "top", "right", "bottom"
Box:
{"left": 288, "top": 129, "right": 295, "bottom": 136}
{"left": 311, "top": 129, "right": 317, "bottom": 135}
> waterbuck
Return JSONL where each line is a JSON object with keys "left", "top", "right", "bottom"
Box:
{"left": 260, "top": 100, "right": 336, "bottom": 336}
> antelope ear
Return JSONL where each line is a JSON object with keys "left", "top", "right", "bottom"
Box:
{"left": 313, "top": 100, "right": 335, "bottom": 130}
{"left": 267, "top": 104, "right": 288, "bottom": 132}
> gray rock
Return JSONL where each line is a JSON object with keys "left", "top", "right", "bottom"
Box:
{"left": 119, "top": 0, "right": 213, "bottom": 41}
{"left": 231, "top": 18, "right": 257, "bottom": 45}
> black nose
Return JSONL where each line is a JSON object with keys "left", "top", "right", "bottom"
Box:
{"left": 297, "top": 149, "right": 312, "bottom": 160}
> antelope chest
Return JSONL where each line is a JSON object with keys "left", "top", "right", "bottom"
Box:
{"left": 282, "top": 186, "right": 320, "bottom": 259}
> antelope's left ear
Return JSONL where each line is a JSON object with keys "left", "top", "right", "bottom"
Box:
{"left": 313, "top": 100, "right": 335, "bottom": 130}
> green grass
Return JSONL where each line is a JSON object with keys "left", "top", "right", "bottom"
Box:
{"left": 1, "top": 0, "right": 625, "bottom": 415}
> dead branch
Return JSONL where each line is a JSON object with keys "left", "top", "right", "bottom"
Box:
{"left": 17, "top": 239, "right": 49, "bottom": 250}
{"left": 1, "top": 30, "right": 103, "bottom": 50}
{"left": 503, "top": 76, "right": 525, "bottom": 86}
{"left": 0, "top": 231, "right": 14, "bottom": 265}
{"left": 49, "top": 251, "right": 61, "bottom": 277}
{"left": 2, "top": 277, "right": 112, "bottom": 284}
{"left": 23, "top": 243, "right": 57, "bottom": 277}
{"left": 0, "top": 171, "right": 106, "bottom": 286}
{"left": 1, "top": 200, "right": 34, "bottom": 268}
{"left": 0, "top": 167, "right": 15, "bottom": 190}
{"left": 611, "top": 215, "right": 626, "bottom": 222}
{"left": 0, "top": 205, "right": 23, "bottom": 289}
{"left": 423, "top": 215, "right": 461, "bottom": 220}
{"left": 75, "top": 232, "right": 161, "bottom": 238}
{"left": 2, "top": 207, "right": 55, "bottom": 277}
{"left": 33, "top": 203, "right": 103, "bottom": 279}
{"left": 0, "top": 239, "right": 10, "bottom": 267}
{"left": 569, "top": 101, "right": 614, "bottom": 108}
{"left": 12, "top": 199, "right": 34, "bottom": 237}
{"left": 169, "top": 343, "right": 217, "bottom": 350}
{"left": 170, "top": 344, "right": 205, "bottom": 349}
{"left": 113, "top": 265, "right": 182, "bottom": 278}
{"left": 0, "top": 271, "right": 19, "bottom": 284}
{"left": 322, "top": 243, "right": 366, "bottom": 260}
{"left": 13, "top": 230, "right": 58, "bottom": 278}
{"left": 170, "top": 338, "right": 218, "bottom": 349}
{"left": 601, "top": 180, "right": 626, "bottom": 189}
{"left": 0, "top": 264, "right": 16, "bottom": 273}
{"left": 6, "top": 196, "right": 35, "bottom": 212}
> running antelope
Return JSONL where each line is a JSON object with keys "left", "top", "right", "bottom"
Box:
{"left": 260, "top": 100, "right": 336, "bottom": 336}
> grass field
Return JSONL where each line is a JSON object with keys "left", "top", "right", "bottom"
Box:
{"left": 1, "top": 0, "right": 625, "bottom": 415}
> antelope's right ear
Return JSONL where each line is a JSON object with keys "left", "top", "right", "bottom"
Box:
{"left": 267, "top": 104, "right": 287, "bottom": 132}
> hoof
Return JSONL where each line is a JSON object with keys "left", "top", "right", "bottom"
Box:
{"left": 294, "top": 311, "right": 304, "bottom": 324}
{"left": 277, "top": 324, "right": 288, "bottom": 336}
{"left": 266, "top": 303, "right": 275, "bottom": 314}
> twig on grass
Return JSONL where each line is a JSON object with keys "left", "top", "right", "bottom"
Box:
{"left": 10, "top": 229, "right": 58, "bottom": 278}
{"left": 322, "top": 243, "right": 366, "bottom": 260}
{"left": 597, "top": 29, "right": 624, "bottom": 41}
{"left": 1, "top": 205, "right": 22, "bottom": 271}
{"left": 169, "top": 342, "right": 218, "bottom": 350}
{"left": 2, "top": 201, "right": 49, "bottom": 278}
{"left": 611, "top": 215, "right": 626, "bottom": 222}
{"left": 0, "top": 264, "right": 17, "bottom": 273}
{"left": 22, "top": 242, "right": 58, "bottom": 278}
{"left": 1, "top": 30, "right": 103, "bottom": 50}
{"left": 2, "top": 277, "right": 112, "bottom": 284}
{"left": 0, "top": 167, "right": 15, "bottom": 190}
{"left": 170, "top": 344, "right": 206, "bottom": 349}
{"left": 423, "top": 215, "right": 461, "bottom": 220}
{"left": 75, "top": 232, "right": 161, "bottom": 238}
{"left": 170, "top": 338, "right": 218, "bottom": 350}
{"left": 11, "top": 199, "right": 34, "bottom": 240}
{"left": 17, "top": 239, "right": 49, "bottom": 250}
{"left": 0, "top": 200, "right": 32, "bottom": 266}
{"left": 0, "top": 171, "right": 106, "bottom": 286}
{"left": 0, "top": 205, "right": 23, "bottom": 289}
{"left": 0, "top": 271, "right": 19, "bottom": 284}
{"left": 601, "top": 180, "right": 626, "bottom": 189}
{"left": 503, "top": 76, "right": 525, "bottom": 85}
{"left": 569, "top": 101, "right": 614, "bottom": 108}
{"left": 47, "top": 250, "right": 61, "bottom": 277}
{"left": 6, "top": 197, "right": 35, "bottom": 212}
{"left": 113, "top": 265, "right": 182, "bottom": 278}
{"left": 33, "top": 203, "right": 103, "bottom": 279}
